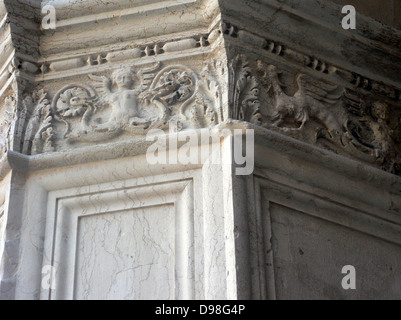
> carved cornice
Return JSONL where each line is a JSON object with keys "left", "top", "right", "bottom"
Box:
{"left": 46, "top": 0, "right": 200, "bottom": 28}
{"left": 4, "top": 0, "right": 398, "bottom": 98}
{"left": 0, "top": 0, "right": 401, "bottom": 177}
{"left": 30, "top": 28, "right": 218, "bottom": 81}
{"left": 221, "top": 21, "right": 401, "bottom": 105}
{"left": 218, "top": 0, "right": 401, "bottom": 87}
{"left": 0, "top": 0, "right": 220, "bottom": 84}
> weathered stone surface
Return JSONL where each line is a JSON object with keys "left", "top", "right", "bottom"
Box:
{"left": 333, "top": 0, "right": 401, "bottom": 29}
{"left": 0, "top": 0, "right": 401, "bottom": 300}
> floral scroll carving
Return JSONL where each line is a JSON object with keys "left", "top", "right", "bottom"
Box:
{"left": 18, "top": 56, "right": 401, "bottom": 175}
{"left": 0, "top": 96, "right": 17, "bottom": 159}
{"left": 229, "top": 55, "right": 262, "bottom": 125}
{"left": 23, "top": 90, "right": 54, "bottom": 155}
{"left": 22, "top": 61, "right": 225, "bottom": 152}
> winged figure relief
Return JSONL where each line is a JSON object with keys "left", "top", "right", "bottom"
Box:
{"left": 49, "top": 62, "right": 206, "bottom": 144}
{"left": 26, "top": 59, "right": 226, "bottom": 151}
{"left": 258, "top": 62, "right": 344, "bottom": 139}
{"left": 88, "top": 63, "right": 165, "bottom": 133}
{"left": 255, "top": 62, "right": 401, "bottom": 170}
{"left": 87, "top": 63, "right": 219, "bottom": 135}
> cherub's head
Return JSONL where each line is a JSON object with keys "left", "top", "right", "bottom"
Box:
{"left": 266, "top": 64, "right": 277, "bottom": 77}
{"left": 371, "top": 101, "right": 388, "bottom": 122}
{"left": 113, "top": 67, "right": 134, "bottom": 89}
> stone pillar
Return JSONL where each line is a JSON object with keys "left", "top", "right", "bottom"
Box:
{"left": 0, "top": 0, "right": 401, "bottom": 300}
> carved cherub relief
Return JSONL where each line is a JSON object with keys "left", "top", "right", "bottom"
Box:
{"left": 89, "top": 66, "right": 163, "bottom": 131}
{"left": 367, "top": 101, "right": 392, "bottom": 159}
{"left": 49, "top": 63, "right": 172, "bottom": 143}
{"left": 35, "top": 62, "right": 223, "bottom": 147}
{"left": 344, "top": 100, "right": 401, "bottom": 173}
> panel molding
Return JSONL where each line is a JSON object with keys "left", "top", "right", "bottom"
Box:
{"left": 41, "top": 177, "right": 195, "bottom": 300}
{"left": 248, "top": 173, "right": 401, "bottom": 299}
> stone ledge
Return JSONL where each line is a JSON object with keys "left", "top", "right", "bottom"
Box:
{"left": 1, "top": 121, "right": 400, "bottom": 192}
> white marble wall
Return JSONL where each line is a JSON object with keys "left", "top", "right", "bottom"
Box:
{"left": 44, "top": 176, "right": 197, "bottom": 300}
{"left": 0, "top": 125, "right": 400, "bottom": 299}
{"left": 1, "top": 137, "right": 239, "bottom": 300}
{"left": 74, "top": 205, "right": 176, "bottom": 300}
{"left": 0, "top": 0, "right": 401, "bottom": 300}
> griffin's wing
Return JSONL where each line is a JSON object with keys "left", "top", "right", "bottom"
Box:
{"left": 300, "top": 74, "right": 344, "bottom": 106}
{"left": 137, "top": 62, "right": 161, "bottom": 91}
{"left": 342, "top": 90, "right": 366, "bottom": 117}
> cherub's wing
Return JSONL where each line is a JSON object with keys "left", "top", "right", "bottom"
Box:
{"left": 137, "top": 62, "right": 161, "bottom": 91}
{"left": 88, "top": 74, "right": 112, "bottom": 99}
{"left": 299, "top": 74, "right": 344, "bottom": 106}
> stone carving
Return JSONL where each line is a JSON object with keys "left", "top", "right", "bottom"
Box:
{"left": 181, "top": 60, "right": 224, "bottom": 129}
{"left": 0, "top": 96, "right": 17, "bottom": 159}
{"left": 54, "top": 86, "right": 95, "bottom": 119}
{"left": 28, "top": 62, "right": 224, "bottom": 148}
{"left": 48, "top": 63, "right": 172, "bottom": 143}
{"left": 142, "top": 64, "right": 196, "bottom": 125}
{"left": 343, "top": 96, "right": 401, "bottom": 174}
{"left": 38, "top": 32, "right": 212, "bottom": 78}
{"left": 222, "top": 22, "right": 400, "bottom": 106}
{"left": 88, "top": 64, "right": 168, "bottom": 131}
{"left": 15, "top": 57, "right": 401, "bottom": 175}
{"left": 22, "top": 90, "right": 54, "bottom": 155}
{"left": 257, "top": 62, "right": 343, "bottom": 140}
{"left": 250, "top": 60, "right": 401, "bottom": 174}
{"left": 229, "top": 55, "right": 262, "bottom": 125}
{"left": 83, "top": 67, "right": 153, "bottom": 138}
{"left": 52, "top": 83, "right": 105, "bottom": 141}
